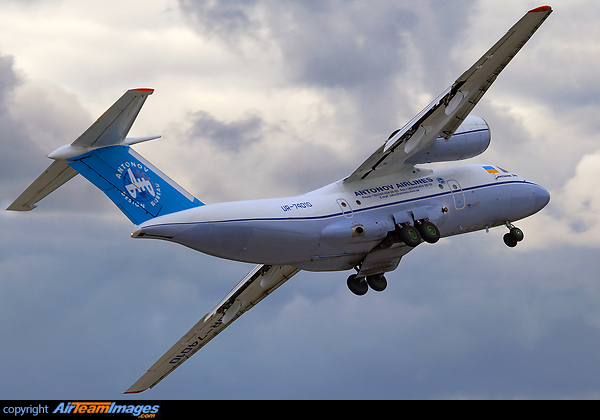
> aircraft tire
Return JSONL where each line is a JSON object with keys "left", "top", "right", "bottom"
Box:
{"left": 510, "top": 227, "right": 524, "bottom": 242}
{"left": 503, "top": 233, "right": 518, "bottom": 247}
{"left": 399, "top": 225, "right": 421, "bottom": 247}
{"left": 347, "top": 274, "right": 368, "bottom": 296}
{"left": 418, "top": 221, "right": 440, "bottom": 243}
{"left": 367, "top": 274, "right": 387, "bottom": 292}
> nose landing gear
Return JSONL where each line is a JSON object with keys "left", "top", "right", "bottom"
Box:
{"left": 503, "top": 222, "right": 524, "bottom": 247}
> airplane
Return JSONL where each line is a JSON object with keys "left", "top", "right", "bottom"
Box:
{"left": 7, "top": 6, "right": 552, "bottom": 393}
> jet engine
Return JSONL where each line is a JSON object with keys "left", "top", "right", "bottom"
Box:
{"left": 405, "top": 115, "right": 490, "bottom": 164}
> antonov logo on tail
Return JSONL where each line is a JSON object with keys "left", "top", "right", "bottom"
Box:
{"left": 115, "top": 161, "right": 160, "bottom": 205}
{"left": 124, "top": 168, "right": 155, "bottom": 200}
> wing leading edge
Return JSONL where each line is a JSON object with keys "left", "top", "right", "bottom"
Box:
{"left": 125, "top": 264, "right": 300, "bottom": 394}
{"left": 344, "top": 6, "right": 552, "bottom": 182}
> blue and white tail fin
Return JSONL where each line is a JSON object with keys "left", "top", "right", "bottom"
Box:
{"left": 7, "top": 88, "right": 204, "bottom": 224}
{"left": 67, "top": 145, "right": 203, "bottom": 224}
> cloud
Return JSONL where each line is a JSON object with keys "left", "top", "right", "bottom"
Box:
{"left": 0, "top": 54, "right": 47, "bottom": 192}
{"left": 558, "top": 152, "right": 600, "bottom": 231}
{"left": 176, "top": 0, "right": 481, "bottom": 139}
{"left": 186, "top": 109, "right": 265, "bottom": 152}
{"left": 179, "top": 0, "right": 260, "bottom": 43}
{"left": 521, "top": 150, "right": 600, "bottom": 249}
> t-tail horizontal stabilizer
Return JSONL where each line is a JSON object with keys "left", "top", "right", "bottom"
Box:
{"left": 7, "top": 160, "right": 78, "bottom": 211}
{"left": 7, "top": 88, "right": 204, "bottom": 224}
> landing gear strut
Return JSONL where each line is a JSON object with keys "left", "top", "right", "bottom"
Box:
{"left": 347, "top": 273, "right": 388, "bottom": 295}
{"left": 503, "top": 222, "right": 524, "bottom": 247}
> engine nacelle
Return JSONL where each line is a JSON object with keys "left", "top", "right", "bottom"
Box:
{"left": 405, "top": 115, "right": 490, "bottom": 164}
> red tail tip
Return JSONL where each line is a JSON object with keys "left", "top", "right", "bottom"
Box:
{"left": 529, "top": 5, "right": 552, "bottom": 13}
{"left": 123, "top": 389, "right": 146, "bottom": 394}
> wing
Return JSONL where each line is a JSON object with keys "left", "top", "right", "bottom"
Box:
{"left": 344, "top": 6, "right": 552, "bottom": 182}
{"left": 6, "top": 160, "right": 78, "bottom": 211}
{"left": 125, "top": 264, "right": 300, "bottom": 394}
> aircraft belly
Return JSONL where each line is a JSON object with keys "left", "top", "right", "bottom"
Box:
{"left": 239, "top": 225, "right": 320, "bottom": 264}
{"left": 293, "top": 255, "right": 363, "bottom": 272}
{"left": 169, "top": 220, "right": 320, "bottom": 265}
{"left": 169, "top": 222, "right": 253, "bottom": 259}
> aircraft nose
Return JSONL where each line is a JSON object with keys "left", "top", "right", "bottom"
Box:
{"left": 533, "top": 184, "right": 550, "bottom": 211}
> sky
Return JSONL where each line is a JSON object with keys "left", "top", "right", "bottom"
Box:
{"left": 1, "top": 0, "right": 600, "bottom": 400}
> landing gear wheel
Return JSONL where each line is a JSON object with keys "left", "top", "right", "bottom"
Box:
{"left": 503, "top": 233, "right": 518, "bottom": 248}
{"left": 510, "top": 227, "right": 524, "bottom": 242}
{"left": 417, "top": 221, "right": 440, "bottom": 244}
{"left": 399, "top": 225, "right": 421, "bottom": 247}
{"left": 347, "top": 274, "right": 368, "bottom": 296}
{"left": 367, "top": 274, "right": 387, "bottom": 292}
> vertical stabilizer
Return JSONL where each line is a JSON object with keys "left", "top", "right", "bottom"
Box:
{"left": 67, "top": 146, "right": 203, "bottom": 225}
{"left": 7, "top": 88, "right": 204, "bottom": 223}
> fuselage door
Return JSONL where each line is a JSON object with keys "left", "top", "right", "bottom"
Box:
{"left": 447, "top": 179, "right": 465, "bottom": 210}
{"left": 336, "top": 198, "right": 353, "bottom": 218}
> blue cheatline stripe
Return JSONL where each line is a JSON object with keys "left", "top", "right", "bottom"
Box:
{"left": 144, "top": 180, "right": 535, "bottom": 228}
{"left": 67, "top": 145, "right": 203, "bottom": 225}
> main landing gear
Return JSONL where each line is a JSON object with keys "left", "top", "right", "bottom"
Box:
{"left": 384, "top": 220, "right": 441, "bottom": 248}
{"left": 503, "top": 222, "right": 524, "bottom": 248}
{"left": 396, "top": 221, "right": 441, "bottom": 247}
{"left": 347, "top": 220, "right": 441, "bottom": 296}
{"left": 347, "top": 273, "right": 387, "bottom": 296}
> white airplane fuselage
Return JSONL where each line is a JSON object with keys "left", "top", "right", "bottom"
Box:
{"left": 135, "top": 164, "right": 550, "bottom": 274}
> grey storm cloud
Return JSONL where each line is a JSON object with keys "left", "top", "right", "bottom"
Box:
{"left": 176, "top": 0, "right": 483, "bottom": 151}
{"left": 0, "top": 54, "right": 18, "bottom": 107}
{"left": 178, "top": 0, "right": 477, "bottom": 89}
{"left": 187, "top": 110, "right": 265, "bottom": 152}
{"left": 0, "top": 54, "right": 43, "bottom": 185}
